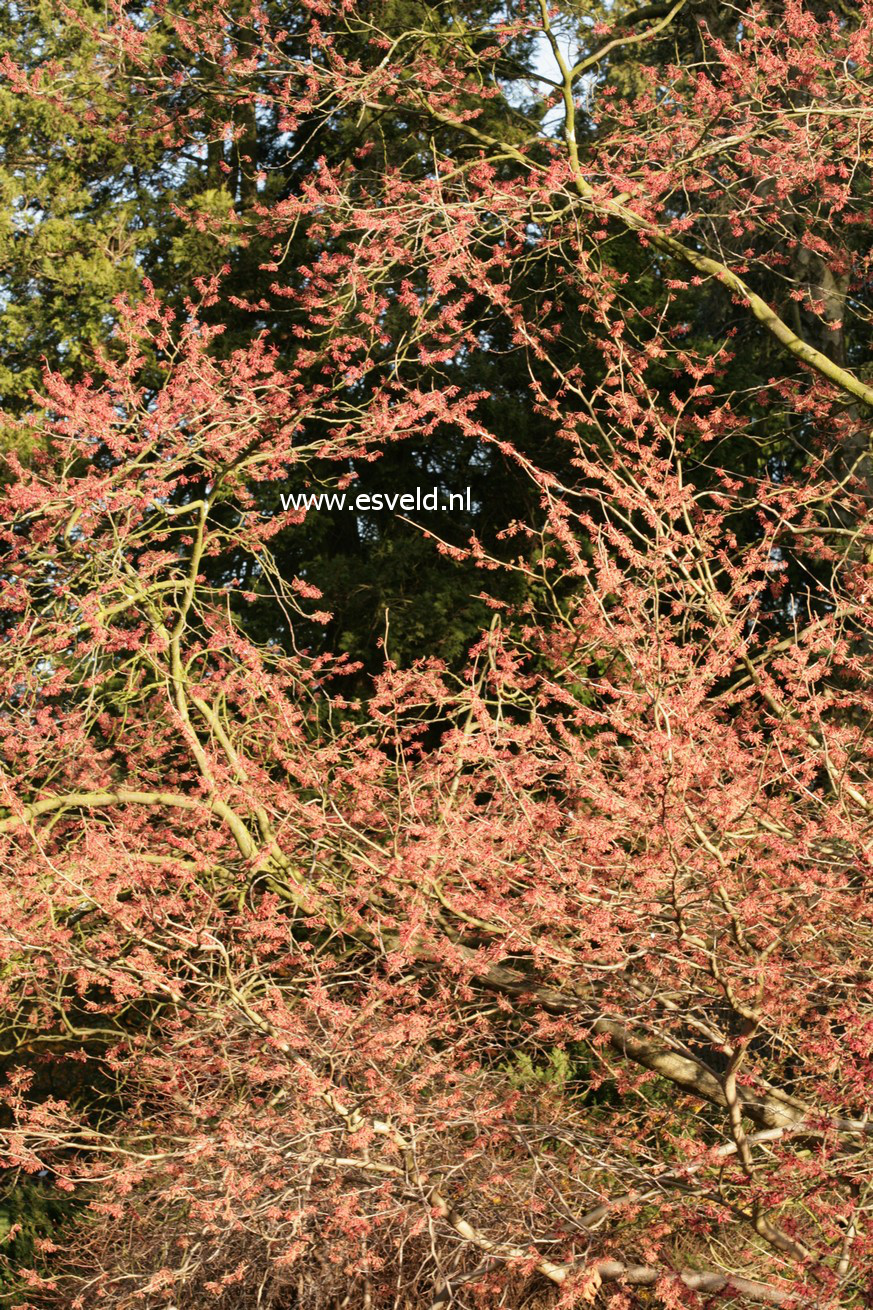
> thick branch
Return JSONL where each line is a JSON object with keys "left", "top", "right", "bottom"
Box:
{"left": 414, "top": 96, "right": 873, "bottom": 410}
{"left": 0, "top": 788, "right": 256, "bottom": 860}
{"left": 476, "top": 962, "right": 871, "bottom": 1135}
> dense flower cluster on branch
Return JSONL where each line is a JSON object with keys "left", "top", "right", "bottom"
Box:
{"left": 0, "top": 1, "right": 872, "bottom": 1307}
